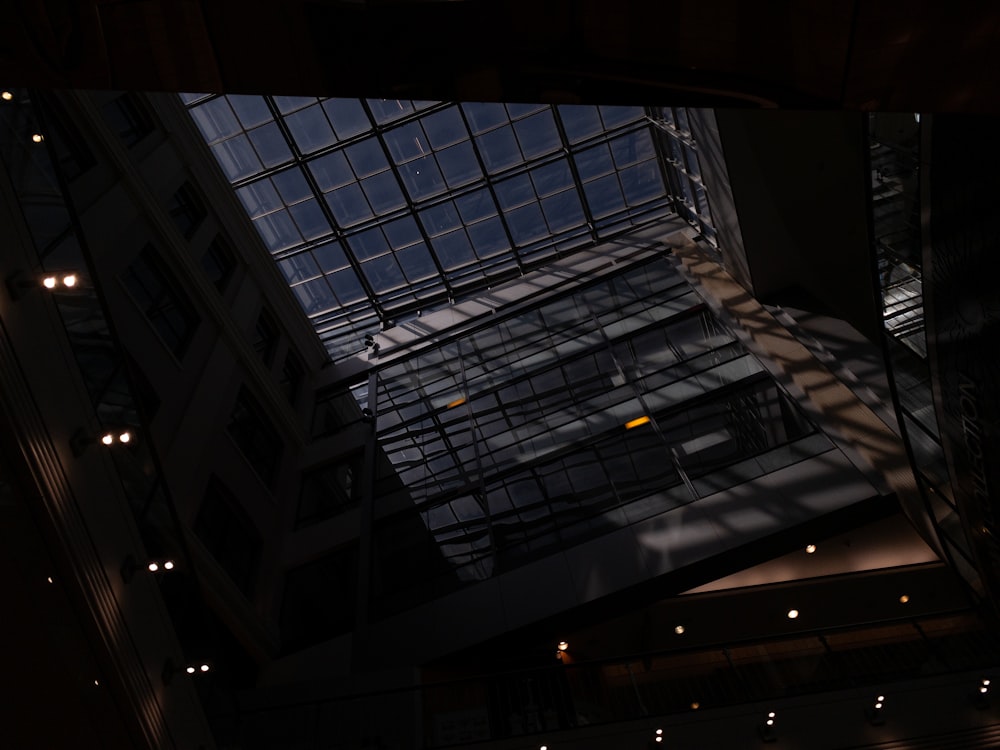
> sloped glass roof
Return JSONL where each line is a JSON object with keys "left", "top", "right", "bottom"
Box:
{"left": 183, "top": 95, "right": 674, "bottom": 359}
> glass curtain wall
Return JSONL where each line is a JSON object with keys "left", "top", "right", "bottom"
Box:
{"left": 868, "top": 113, "right": 981, "bottom": 593}
{"left": 369, "top": 257, "right": 831, "bottom": 616}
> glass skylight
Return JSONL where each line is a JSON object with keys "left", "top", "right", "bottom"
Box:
{"left": 183, "top": 95, "right": 674, "bottom": 359}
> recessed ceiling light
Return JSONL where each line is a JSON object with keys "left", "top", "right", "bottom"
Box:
{"left": 787, "top": 609, "right": 799, "bottom": 619}
{"left": 557, "top": 641, "right": 569, "bottom": 651}
{"left": 899, "top": 594, "right": 910, "bottom": 604}
{"left": 674, "top": 625, "right": 685, "bottom": 635}
{"left": 805, "top": 544, "right": 817, "bottom": 554}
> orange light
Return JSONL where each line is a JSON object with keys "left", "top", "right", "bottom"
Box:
{"left": 447, "top": 397, "right": 466, "bottom": 409}
{"left": 625, "top": 416, "right": 651, "bottom": 430}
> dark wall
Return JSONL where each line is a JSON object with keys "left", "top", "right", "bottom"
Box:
{"left": 710, "top": 110, "right": 880, "bottom": 341}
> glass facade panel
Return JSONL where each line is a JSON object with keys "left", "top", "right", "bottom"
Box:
{"left": 369, "top": 258, "right": 827, "bottom": 615}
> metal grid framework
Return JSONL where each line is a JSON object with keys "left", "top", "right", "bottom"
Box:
{"left": 369, "top": 257, "right": 829, "bottom": 612}
{"left": 648, "top": 107, "right": 717, "bottom": 247}
{"left": 183, "top": 94, "right": 674, "bottom": 359}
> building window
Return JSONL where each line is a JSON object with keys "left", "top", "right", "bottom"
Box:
{"left": 252, "top": 308, "right": 279, "bottom": 365}
{"left": 227, "top": 387, "right": 283, "bottom": 486}
{"left": 194, "top": 477, "right": 261, "bottom": 597}
{"left": 311, "top": 387, "right": 363, "bottom": 438}
{"left": 44, "top": 96, "right": 96, "bottom": 181}
{"left": 101, "top": 93, "right": 153, "bottom": 147}
{"left": 201, "top": 235, "right": 236, "bottom": 291}
{"left": 279, "top": 350, "right": 304, "bottom": 405}
{"left": 296, "top": 454, "right": 361, "bottom": 527}
{"left": 121, "top": 245, "right": 200, "bottom": 359}
{"left": 280, "top": 545, "right": 358, "bottom": 652}
{"left": 168, "top": 183, "right": 207, "bottom": 239}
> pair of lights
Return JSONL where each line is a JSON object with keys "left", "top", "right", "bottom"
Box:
{"left": 42, "top": 273, "right": 77, "bottom": 289}
{"left": 759, "top": 711, "right": 777, "bottom": 742}
{"left": 147, "top": 560, "right": 175, "bottom": 573}
{"left": 101, "top": 431, "right": 132, "bottom": 445}
{"left": 163, "top": 657, "right": 212, "bottom": 685}
{"left": 6, "top": 269, "right": 84, "bottom": 301}
{"left": 867, "top": 694, "right": 886, "bottom": 725}
{"left": 981, "top": 678, "right": 991, "bottom": 695}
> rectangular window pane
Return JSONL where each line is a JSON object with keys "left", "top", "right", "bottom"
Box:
{"left": 121, "top": 245, "right": 200, "bottom": 358}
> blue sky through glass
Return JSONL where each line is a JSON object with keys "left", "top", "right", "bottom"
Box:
{"left": 185, "top": 96, "right": 673, "bottom": 360}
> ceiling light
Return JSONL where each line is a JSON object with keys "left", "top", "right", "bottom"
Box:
{"left": 42, "top": 275, "right": 57, "bottom": 289}
{"left": 46, "top": 576, "right": 53, "bottom": 584}
{"left": 186, "top": 666, "right": 196, "bottom": 674}
{"left": 625, "top": 415, "right": 651, "bottom": 429}
{"left": 62, "top": 274, "right": 77, "bottom": 288}
{"left": 147, "top": 562, "right": 159, "bottom": 572}
{"left": 557, "top": 641, "right": 568, "bottom": 651}
{"left": 31, "top": 133, "right": 43, "bottom": 143}
{"left": 787, "top": 609, "right": 799, "bottom": 619}
{"left": 163, "top": 560, "right": 174, "bottom": 570}
{"left": 101, "top": 433, "right": 114, "bottom": 445}
{"left": 899, "top": 594, "right": 910, "bottom": 603}
{"left": 690, "top": 701, "right": 700, "bottom": 709}
{"left": 118, "top": 431, "right": 131, "bottom": 443}
{"left": 674, "top": 625, "right": 685, "bottom": 635}
{"left": 656, "top": 729, "right": 663, "bottom": 735}
{"left": 200, "top": 664, "right": 210, "bottom": 672}
{"left": 1, "top": 91, "right": 12, "bottom": 101}
{"left": 447, "top": 396, "right": 466, "bottom": 409}
{"left": 805, "top": 544, "right": 817, "bottom": 554}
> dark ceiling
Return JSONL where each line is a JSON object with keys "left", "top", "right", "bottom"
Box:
{"left": 5, "top": 0, "right": 1000, "bottom": 112}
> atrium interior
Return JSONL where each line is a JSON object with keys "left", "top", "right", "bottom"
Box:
{"left": 1, "top": 19, "right": 999, "bottom": 747}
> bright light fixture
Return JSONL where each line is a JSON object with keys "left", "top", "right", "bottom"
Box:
{"left": 118, "top": 431, "right": 131, "bottom": 443}
{"left": 625, "top": 415, "right": 651, "bottom": 429}
{"left": 31, "top": 133, "right": 43, "bottom": 143}
{"left": 690, "top": 701, "right": 700, "bottom": 710}
{"left": 186, "top": 666, "right": 196, "bottom": 674}
{"left": 899, "top": 594, "right": 910, "bottom": 603}
{"left": 164, "top": 561, "right": 175, "bottom": 570}
{"left": 805, "top": 544, "right": 817, "bottom": 554}
{"left": 674, "top": 625, "right": 685, "bottom": 635}
{"left": 147, "top": 562, "right": 159, "bottom": 572}
{"left": 62, "top": 274, "right": 77, "bottom": 288}
{"left": 42, "top": 276, "right": 57, "bottom": 289}
{"left": 787, "top": 609, "right": 799, "bottom": 619}
{"left": 200, "top": 664, "right": 210, "bottom": 672}
{"left": 447, "top": 396, "right": 466, "bottom": 409}
{"left": 1, "top": 91, "right": 12, "bottom": 101}
{"left": 557, "top": 641, "right": 569, "bottom": 651}
{"left": 101, "top": 433, "right": 114, "bottom": 445}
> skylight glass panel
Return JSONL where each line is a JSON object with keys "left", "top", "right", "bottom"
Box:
{"left": 183, "top": 95, "right": 674, "bottom": 361}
